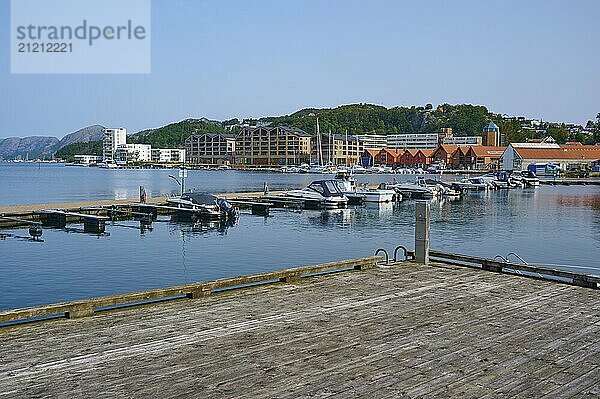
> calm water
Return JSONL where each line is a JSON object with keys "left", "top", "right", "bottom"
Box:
{"left": 1, "top": 163, "right": 599, "bottom": 310}
{"left": 0, "top": 163, "right": 398, "bottom": 205}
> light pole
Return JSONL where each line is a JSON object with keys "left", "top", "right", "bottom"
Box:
{"left": 169, "top": 167, "right": 187, "bottom": 196}
{"left": 168, "top": 175, "right": 183, "bottom": 196}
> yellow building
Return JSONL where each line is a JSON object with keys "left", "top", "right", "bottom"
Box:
{"left": 313, "top": 133, "right": 364, "bottom": 166}
{"left": 235, "top": 126, "right": 312, "bottom": 165}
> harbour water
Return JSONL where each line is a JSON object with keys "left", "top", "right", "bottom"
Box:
{"left": 1, "top": 163, "right": 599, "bottom": 310}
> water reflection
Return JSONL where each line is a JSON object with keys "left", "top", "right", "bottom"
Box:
{"left": 2, "top": 184, "right": 600, "bottom": 310}
{"left": 168, "top": 218, "right": 237, "bottom": 237}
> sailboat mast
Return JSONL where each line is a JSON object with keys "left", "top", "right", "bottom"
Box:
{"left": 316, "top": 117, "right": 323, "bottom": 166}
{"left": 328, "top": 129, "right": 332, "bottom": 165}
{"left": 345, "top": 129, "right": 349, "bottom": 166}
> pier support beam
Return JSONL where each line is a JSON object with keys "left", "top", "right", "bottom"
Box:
{"left": 66, "top": 305, "right": 94, "bottom": 319}
{"left": 415, "top": 201, "right": 430, "bottom": 265}
{"left": 186, "top": 288, "right": 211, "bottom": 299}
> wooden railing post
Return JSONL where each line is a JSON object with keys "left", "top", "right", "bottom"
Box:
{"left": 415, "top": 201, "right": 430, "bottom": 265}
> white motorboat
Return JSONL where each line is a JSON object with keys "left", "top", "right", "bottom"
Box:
{"left": 452, "top": 177, "right": 491, "bottom": 191}
{"left": 515, "top": 170, "right": 540, "bottom": 187}
{"left": 334, "top": 172, "right": 397, "bottom": 203}
{"left": 350, "top": 165, "right": 368, "bottom": 174}
{"left": 388, "top": 178, "right": 439, "bottom": 199}
{"left": 286, "top": 180, "right": 349, "bottom": 208}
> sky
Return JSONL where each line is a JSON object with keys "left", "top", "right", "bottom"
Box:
{"left": 1, "top": 0, "right": 599, "bottom": 138}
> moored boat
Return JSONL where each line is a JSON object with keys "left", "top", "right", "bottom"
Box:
{"left": 285, "top": 180, "right": 349, "bottom": 208}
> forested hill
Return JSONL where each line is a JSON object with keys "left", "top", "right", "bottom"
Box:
{"left": 259, "top": 104, "right": 491, "bottom": 137}
{"left": 131, "top": 118, "right": 229, "bottom": 148}
{"left": 50, "top": 106, "right": 600, "bottom": 161}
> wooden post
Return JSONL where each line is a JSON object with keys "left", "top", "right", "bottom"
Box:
{"left": 415, "top": 201, "right": 430, "bottom": 265}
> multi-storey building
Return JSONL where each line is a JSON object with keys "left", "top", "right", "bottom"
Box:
{"left": 114, "top": 144, "right": 152, "bottom": 164}
{"left": 185, "top": 133, "right": 236, "bottom": 164}
{"left": 151, "top": 148, "right": 186, "bottom": 163}
{"left": 103, "top": 128, "right": 127, "bottom": 162}
{"left": 313, "top": 134, "right": 364, "bottom": 166}
{"left": 355, "top": 134, "right": 387, "bottom": 150}
{"left": 442, "top": 136, "right": 482, "bottom": 145}
{"left": 235, "top": 126, "right": 312, "bottom": 165}
{"left": 387, "top": 133, "right": 439, "bottom": 149}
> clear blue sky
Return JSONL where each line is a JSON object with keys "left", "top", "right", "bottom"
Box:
{"left": 1, "top": 0, "right": 599, "bottom": 138}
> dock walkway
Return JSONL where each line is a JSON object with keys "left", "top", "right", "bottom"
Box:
{"left": 1, "top": 261, "right": 599, "bottom": 398}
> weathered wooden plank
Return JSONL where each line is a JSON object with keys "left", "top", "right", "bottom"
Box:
{"left": 0, "top": 256, "right": 382, "bottom": 323}
{"left": 1, "top": 262, "right": 599, "bottom": 398}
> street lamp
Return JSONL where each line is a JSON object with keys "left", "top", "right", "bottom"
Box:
{"left": 168, "top": 167, "right": 187, "bottom": 195}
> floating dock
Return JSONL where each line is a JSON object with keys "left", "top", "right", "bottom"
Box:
{"left": 1, "top": 253, "right": 599, "bottom": 398}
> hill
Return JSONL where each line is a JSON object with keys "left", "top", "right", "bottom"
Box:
{"left": 0, "top": 136, "right": 59, "bottom": 160}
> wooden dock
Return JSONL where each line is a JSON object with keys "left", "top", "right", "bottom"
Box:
{"left": 1, "top": 259, "right": 599, "bottom": 398}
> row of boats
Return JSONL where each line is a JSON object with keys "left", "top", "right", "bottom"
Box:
{"left": 281, "top": 163, "right": 427, "bottom": 175}
{"left": 283, "top": 170, "right": 541, "bottom": 209}
{"left": 164, "top": 170, "right": 542, "bottom": 215}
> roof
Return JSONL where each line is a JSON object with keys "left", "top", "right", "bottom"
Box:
{"left": 510, "top": 142, "right": 560, "bottom": 149}
{"left": 468, "top": 146, "right": 506, "bottom": 157}
{"left": 514, "top": 146, "right": 600, "bottom": 161}
{"left": 436, "top": 144, "right": 459, "bottom": 154}
{"left": 362, "top": 148, "right": 381, "bottom": 158}
{"left": 483, "top": 121, "right": 499, "bottom": 131}
{"left": 187, "top": 132, "right": 236, "bottom": 140}
{"left": 379, "top": 148, "right": 401, "bottom": 157}
{"left": 418, "top": 149, "right": 435, "bottom": 157}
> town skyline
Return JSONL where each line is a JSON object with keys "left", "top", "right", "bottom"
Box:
{"left": 1, "top": 0, "right": 599, "bottom": 138}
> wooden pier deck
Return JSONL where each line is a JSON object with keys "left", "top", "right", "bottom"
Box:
{"left": 1, "top": 261, "right": 599, "bottom": 398}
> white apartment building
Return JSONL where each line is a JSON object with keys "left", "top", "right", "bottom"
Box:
{"left": 114, "top": 144, "right": 152, "bottom": 164}
{"left": 103, "top": 128, "right": 127, "bottom": 162}
{"left": 442, "top": 136, "right": 482, "bottom": 145}
{"left": 151, "top": 148, "right": 186, "bottom": 163}
{"left": 387, "top": 133, "right": 438, "bottom": 149}
{"left": 355, "top": 134, "right": 387, "bottom": 149}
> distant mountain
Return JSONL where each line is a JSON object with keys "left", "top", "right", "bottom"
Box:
{"left": 0, "top": 136, "right": 59, "bottom": 160}
{"left": 56, "top": 125, "right": 105, "bottom": 149}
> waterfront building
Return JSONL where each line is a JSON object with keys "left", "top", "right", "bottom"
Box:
{"left": 235, "top": 126, "right": 312, "bottom": 165}
{"left": 442, "top": 136, "right": 482, "bottom": 145}
{"left": 73, "top": 155, "right": 103, "bottom": 165}
{"left": 431, "top": 144, "right": 459, "bottom": 167}
{"left": 396, "top": 149, "right": 434, "bottom": 168}
{"left": 114, "top": 144, "right": 152, "bottom": 164}
{"left": 185, "top": 133, "right": 236, "bottom": 164}
{"left": 463, "top": 146, "right": 505, "bottom": 170}
{"left": 360, "top": 149, "right": 380, "bottom": 167}
{"left": 387, "top": 133, "right": 438, "bottom": 149}
{"left": 151, "top": 148, "right": 186, "bottom": 163}
{"left": 313, "top": 134, "right": 364, "bottom": 166}
{"left": 501, "top": 143, "right": 600, "bottom": 171}
{"left": 355, "top": 134, "right": 387, "bottom": 150}
{"left": 103, "top": 128, "right": 127, "bottom": 162}
{"left": 374, "top": 149, "right": 401, "bottom": 166}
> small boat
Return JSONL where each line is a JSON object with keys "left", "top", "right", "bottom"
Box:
{"left": 388, "top": 178, "right": 439, "bottom": 199}
{"left": 167, "top": 193, "right": 240, "bottom": 220}
{"left": 452, "top": 177, "right": 490, "bottom": 191}
{"left": 285, "top": 180, "right": 349, "bottom": 208}
{"left": 515, "top": 170, "right": 540, "bottom": 187}
{"left": 334, "top": 172, "right": 397, "bottom": 203}
{"left": 423, "top": 179, "right": 461, "bottom": 196}
{"left": 350, "top": 164, "right": 368, "bottom": 174}
{"left": 97, "top": 161, "right": 118, "bottom": 169}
